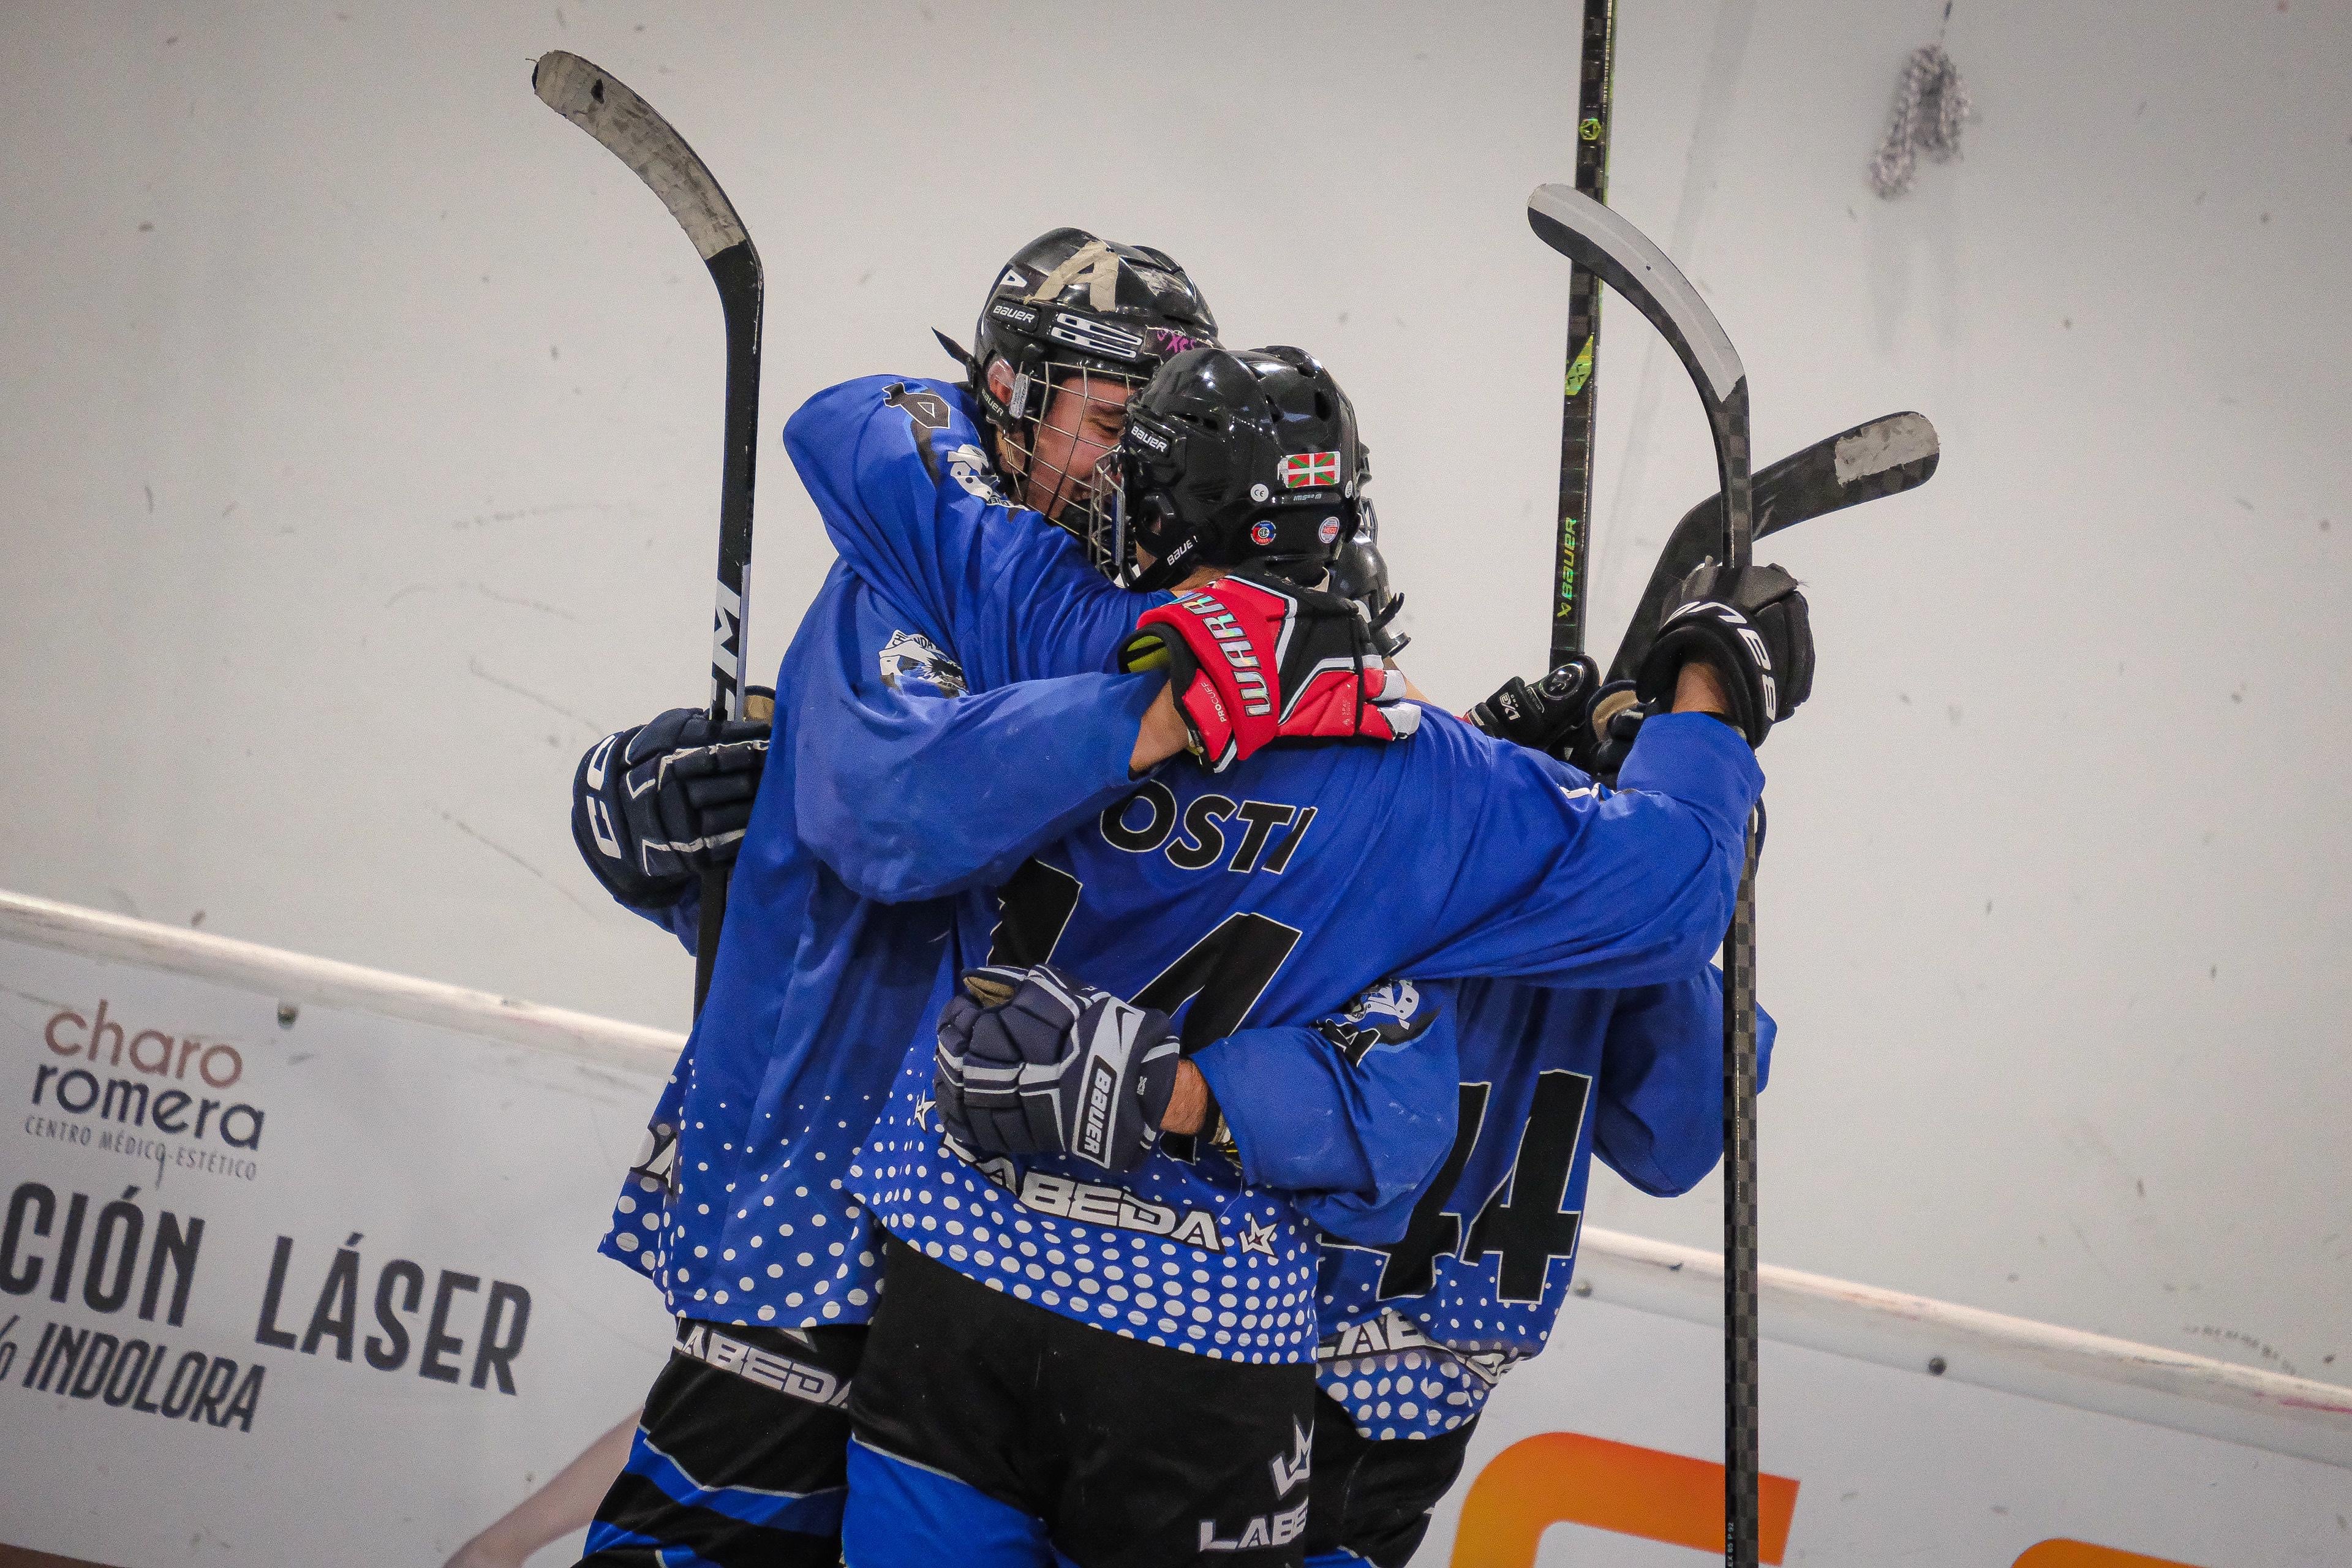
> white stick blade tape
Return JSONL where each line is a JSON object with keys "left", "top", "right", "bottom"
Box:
{"left": 1832, "top": 412, "right": 1938, "bottom": 484}
{"left": 533, "top": 50, "right": 748, "bottom": 262}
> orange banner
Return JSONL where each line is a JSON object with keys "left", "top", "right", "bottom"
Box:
{"left": 1450, "top": 1431, "right": 1800, "bottom": 1566}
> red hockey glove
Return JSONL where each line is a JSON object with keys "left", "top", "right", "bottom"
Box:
{"left": 1116, "top": 567, "right": 1421, "bottom": 772}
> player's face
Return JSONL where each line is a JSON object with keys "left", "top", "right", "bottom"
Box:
{"left": 1022, "top": 372, "right": 1131, "bottom": 522}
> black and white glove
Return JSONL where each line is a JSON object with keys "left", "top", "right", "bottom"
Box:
{"left": 571, "top": 701, "right": 771, "bottom": 911}
{"left": 934, "top": 964, "right": 1182, "bottom": 1174}
{"left": 1634, "top": 560, "right": 1814, "bottom": 747}
{"left": 1466, "top": 655, "right": 1599, "bottom": 755}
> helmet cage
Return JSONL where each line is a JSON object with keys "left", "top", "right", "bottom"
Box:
{"left": 956, "top": 231, "right": 1217, "bottom": 572}
{"left": 992, "top": 359, "right": 1151, "bottom": 573}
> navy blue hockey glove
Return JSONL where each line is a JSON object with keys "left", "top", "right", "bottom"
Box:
{"left": 1466, "top": 655, "right": 1600, "bottom": 754}
{"left": 570, "top": 700, "right": 771, "bottom": 912}
{"left": 935, "top": 963, "right": 1182, "bottom": 1174}
{"left": 1634, "top": 560, "right": 1814, "bottom": 747}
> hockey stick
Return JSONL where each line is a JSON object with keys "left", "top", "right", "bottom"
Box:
{"left": 1608, "top": 411, "right": 1939, "bottom": 685}
{"left": 533, "top": 51, "right": 764, "bottom": 1017}
{"left": 1526, "top": 182, "right": 1763, "bottom": 1568}
{"left": 1548, "top": 0, "right": 1619, "bottom": 669}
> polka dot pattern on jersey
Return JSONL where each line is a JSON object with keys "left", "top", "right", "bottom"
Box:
{"left": 595, "top": 1031, "right": 892, "bottom": 1333}
{"left": 847, "top": 1035, "right": 1325, "bottom": 1362}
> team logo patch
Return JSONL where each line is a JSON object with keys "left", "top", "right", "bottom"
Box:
{"left": 1317, "top": 517, "right": 1341, "bottom": 544}
{"left": 1278, "top": 450, "right": 1341, "bottom": 489}
{"left": 1250, "top": 519, "right": 1278, "bottom": 546}
{"left": 878, "top": 630, "right": 968, "bottom": 698}
{"left": 1316, "top": 979, "right": 1430, "bottom": 1065}
{"left": 943, "top": 442, "right": 1011, "bottom": 506}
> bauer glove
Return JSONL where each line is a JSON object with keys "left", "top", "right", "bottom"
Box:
{"left": 935, "top": 963, "right": 1182, "bottom": 1174}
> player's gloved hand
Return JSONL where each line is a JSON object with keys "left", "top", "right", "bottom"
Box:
{"left": 1115, "top": 566, "right": 1420, "bottom": 773}
{"left": 1575, "top": 679, "right": 1649, "bottom": 783}
{"left": 934, "top": 963, "right": 1182, "bottom": 1174}
{"left": 1466, "top": 655, "right": 1600, "bottom": 754}
{"left": 1634, "top": 560, "right": 1814, "bottom": 746}
{"left": 571, "top": 698, "right": 772, "bottom": 911}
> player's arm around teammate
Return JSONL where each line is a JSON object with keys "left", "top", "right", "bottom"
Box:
{"left": 557, "top": 232, "right": 1435, "bottom": 1568}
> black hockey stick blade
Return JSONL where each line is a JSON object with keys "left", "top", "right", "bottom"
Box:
{"left": 1528, "top": 186, "right": 1743, "bottom": 412}
{"left": 534, "top": 51, "right": 765, "bottom": 1017}
{"left": 1530, "top": 179, "right": 1765, "bottom": 1567}
{"left": 1528, "top": 184, "right": 1752, "bottom": 565}
{"left": 1607, "top": 411, "right": 1939, "bottom": 684}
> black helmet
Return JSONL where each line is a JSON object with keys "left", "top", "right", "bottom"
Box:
{"left": 958, "top": 228, "right": 1218, "bottom": 428}
{"left": 1112, "top": 345, "right": 1364, "bottom": 592}
{"left": 935, "top": 229, "right": 1218, "bottom": 573}
{"left": 1327, "top": 494, "right": 1409, "bottom": 657}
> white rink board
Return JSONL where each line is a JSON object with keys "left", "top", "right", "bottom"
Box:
{"left": 0, "top": 897, "right": 678, "bottom": 1567}
{"left": 1, "top": 892, "right": 2348, "bottom": 1568}
{"left": 1423, "top": 1296, "right": 2352, "bottom": 1566}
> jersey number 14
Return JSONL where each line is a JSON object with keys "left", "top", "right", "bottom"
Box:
{"left": 987, "top": 859, "right": 1302, "bottom": 1050}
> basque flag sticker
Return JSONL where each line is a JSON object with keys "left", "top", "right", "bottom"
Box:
{"left": 1278, "top": 450, "right": 1341, "bottom": 489}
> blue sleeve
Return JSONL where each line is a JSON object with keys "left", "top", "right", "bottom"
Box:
{"left": 1591, "top": 970, "right": 1778, "bottom": 1197}
{"left": 783, "top": 377, "right": 1156, "bottom": 690}
{"left": 1188, "top": 1001, "right": 1459, "bottom": 1248}
{"left": 790, "top": 570, "right": 1167, "bottom": 903}
{"left": 1396, "top": 711, "right": 1766, "bottom": 990}
{"left": 643, "top": 881, "right": 703, "bottom": 956}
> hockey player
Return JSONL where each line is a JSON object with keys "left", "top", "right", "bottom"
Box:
{"left": 1292, "top": 973, "right": 1774, "bottom": 1567}
{"left": 563, "top": 230, "right": 1423, "bottom": 1567}
{"left": 827, "top": 345, "right": 1811, "bottom": 1566}
{"left": 581, "top": 635, "right": 1775, "bottom": 1568}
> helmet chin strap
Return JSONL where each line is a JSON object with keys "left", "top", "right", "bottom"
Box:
{"left": 1112, "top": 483, "right": 1131, "bottom": 586}
{"left": 1122, "top": 493, "right": 1202, "bottom": 594}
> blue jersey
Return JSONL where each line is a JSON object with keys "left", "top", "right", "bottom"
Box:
{"left": 848, "top": 709, "right": 1759, "bottom": 1362}
{"left": 589, "top": 390, "right": 1169, "bottom": 1330}
{"left": 830, "top": 496, "right": 1764, "bottom": 1368}
{"left": 1310, "top": 974, "right": 1777, "bottom": 1437}
{"left": 594, "top": 372, "right": 1449, "bottom": 1332}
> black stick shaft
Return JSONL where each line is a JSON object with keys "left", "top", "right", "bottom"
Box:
{"left": 1523, "top": 168, "right": 1769, "bottom": 1568}
{"left": 1724, "top": 815, "right": 1761, "bottom": 1566}
{"left": 1549, "top": 0, "right": 1617, "bottom": 669}
{"left": 1711, "top": 385, "right": 1761, "bottom": 1568}
{"left": 693, "top": 241, "right": 764, "bottom": 1015}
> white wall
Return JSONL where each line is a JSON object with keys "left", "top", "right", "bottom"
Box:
{"left": 4, "top": 1, "right": 2347, "bottom": 1387}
